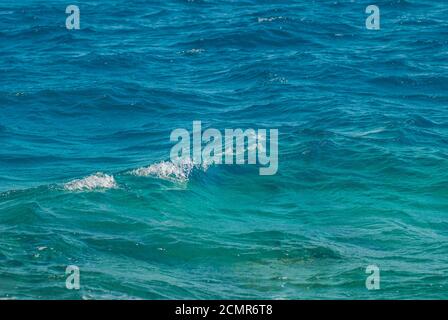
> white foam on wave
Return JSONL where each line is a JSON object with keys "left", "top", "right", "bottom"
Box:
{"left": 258, "top": 16, "right": 285, "bottom": 23}
{"left": 130, "top": 159, "right": 196, "bottom": 182}
{"left": 130, "top": 132, "right": 266, "bottom": 182}
{"left": 63, "top": 173, "right": 118, "bottom": 191}
{"left": 180, "top": 48, "right": 205, "bottom": 55}
{"left": 62, "top": 134, "right": 267, "bottom": 188}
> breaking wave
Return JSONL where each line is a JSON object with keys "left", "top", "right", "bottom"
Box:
{"left": 63, "top": 173, "right": 118, "bottom": 191}
{"left": 129, "top": 158, "right": 210, "bottom": 183}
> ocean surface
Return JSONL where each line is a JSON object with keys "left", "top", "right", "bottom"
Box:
{"left": 1, "top": 0, "right": 448, "bottom": 299}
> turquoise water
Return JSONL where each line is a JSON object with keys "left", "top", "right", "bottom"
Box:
{"left": 1, "top": 0, "right": 448, "bottom": 299}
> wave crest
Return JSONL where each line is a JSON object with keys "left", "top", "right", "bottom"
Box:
{"left": 130, "top": 159, "right": 198, "bottom": 182}
{"left": 63, "top": 159, "right": 209, "bottom": 191}
{"left": 63, "top": 173, "right": 117, "bottom": 191}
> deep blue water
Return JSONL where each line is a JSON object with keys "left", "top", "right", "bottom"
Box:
{"left": 1, "top": 0, "right": 448, "bottom": 299}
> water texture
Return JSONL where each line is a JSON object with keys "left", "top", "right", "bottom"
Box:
{"left": 0, "top": 0, "right": 447, "bottom": 299}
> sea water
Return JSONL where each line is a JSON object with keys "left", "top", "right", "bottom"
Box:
{"left": 0, "top": 0, "right": 447, "bottom": 299}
